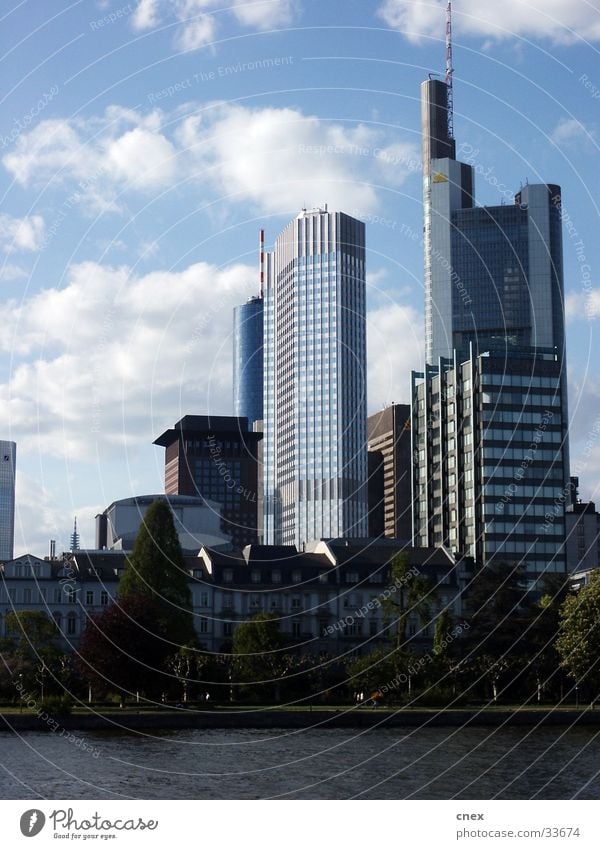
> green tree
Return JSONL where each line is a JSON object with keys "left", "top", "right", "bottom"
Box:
{"left": 526, "top": 574, "right": 572, "bottom": 703}
{"left": 1, "top": 612, "right": 61, "bottom": 700}
{"left": 232, "top": 613, "right": 290, "bottom": 701}
{"left": 119, "top": 499, "right": 194, "bottom": 647}
{"left": 556, "top": 571, "right": 600, "bottom": 702}
{"left": 382, "top": 552, "right": 432, "bottom": 649}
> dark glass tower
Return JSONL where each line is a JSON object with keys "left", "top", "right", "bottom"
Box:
{"left": 233, "top": 295, "right": 264, "bottom": 427}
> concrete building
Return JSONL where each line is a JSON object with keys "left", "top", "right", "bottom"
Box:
{"left": 566, "top": 500, "right": 600, "bottom": 573}
{"left": 411, "top": 348, "right": 568, "bottom": 585}
{"left": 367, "top": 405, "right": 412, "bottom": 540}
{"left": 264, "top": 207, "right": 368, "bottom": 546}
{"left": 154, "top": 416, "right": 262, "bottom": 549}
{"left": 0, "top": 441, "right": 16, "bottom": 562}
{"left": 95, "top": 494, "right": 231, "bottom": 552}
{"left": 233, "top": 295, "right": 264, "bottom": 428}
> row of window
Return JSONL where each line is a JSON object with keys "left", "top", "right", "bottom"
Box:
{"left": 0, "top": 587, "right": 110, "bottom": 605}
{"left": 482, "top": 374, "right": 560, "bottom": 389}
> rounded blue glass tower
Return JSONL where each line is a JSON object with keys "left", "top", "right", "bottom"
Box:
{"left": 233, "top": 296, "right": 264, "bottom": 427}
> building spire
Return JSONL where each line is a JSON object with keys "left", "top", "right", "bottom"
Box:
{"left": 259, "top": 227, "right": 265, "bottom": 298}
{"left": 445, "top": 1, "right": 454, "bottom": 140}
{"left": 70, "top": 517, "right": 80, "bottom": 552}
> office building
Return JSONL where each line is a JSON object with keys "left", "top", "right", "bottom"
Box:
{"left": 154, "top": 415, "right": 262, "bottom": 549}
{"left": 233, "top": 295, "right": 264, "bottom": 428}
{"left": 0, "top": 441, "right": 16, "bottom": 562}
{"left": 411, "top": 348, "right": 568, "bottom": 584}
{"left": 565, "top": 498, "right": 600, "bottom": 573}
{"left": 421, "top": 78, "right": 566, "bottom": 370}
{"left": 263, "top": 207, "right": 368, "bottom": 546}
{"left": 95, "top": 494, "right": 232, "bottom": 552}
{"left": 367, "top": 404, "right": 412, "bottom": 540}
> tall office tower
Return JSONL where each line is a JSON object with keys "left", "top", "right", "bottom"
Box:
{"left": 263, "top": 207, "right": 368, "bottom": 546}
{"left": 233, "top": 229, "right": 265, "bottom": 428}
{"left": 367, "top": 404, "right": 412, "bottom": 540}
{"left": 411, "top": 348, "right": 567, "bottom": 585}
{"left": 421, "top": 15, "right": 566, "bottom": 370}
{"left": 154, "top": 416, "right": 262, "bottom": 549}
{"left": 233, "top": 296, "right": 263, "bottom": 427}
{"left": 0, "top": 441, "right": 16, "bottom": 562}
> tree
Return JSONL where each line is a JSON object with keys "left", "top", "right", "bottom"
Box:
{"left": 119, "top": 499, "right": 195, "bottom": 648}
{"left": 232, "top": 613, "right": 289, "bottom": 701}
{"left": 382, "top": 552, "right": 432, "bottom": 649}
{"left": 78, "top": 594, "right": 173, "bottom": 700}
{"left": 0, "top": 612, "right": 61, "bottom": 700}
{"left": 556, "top": 571, "right": 600, "bottom": 702}
{"left": 526, "top": 573, "right": 572, "bottom": 703}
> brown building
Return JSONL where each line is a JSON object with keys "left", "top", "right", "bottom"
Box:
{"left": 367, "top": 404, "right": 412, "bottom": 540}
{"left": 154, "top": 415, "right": 262, "bottom": 549}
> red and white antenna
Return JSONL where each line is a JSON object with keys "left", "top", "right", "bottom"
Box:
{"left": 259, "top": 227, "right": 265, "bottom": 297}
{"left": 445, "top": 0, "right": 454, "bottom": 140}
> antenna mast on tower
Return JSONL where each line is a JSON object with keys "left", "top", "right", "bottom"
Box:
{"left": 259, "top": 228, "right": 265, "bottom": 298}
{"left": 445, "top": 0, "right": 454, "bottom": 140}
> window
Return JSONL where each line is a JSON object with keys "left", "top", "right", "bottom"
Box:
{"left": 199, "top": 617, "right": 209, "bottom": 634}
{"left": 251, "top": 570, "right": 261, "bottom": 583}
{"left": 346, "top": 571, "right": 359, "bottom": 584}
{"left": 100, "top": 591, "right": 108, "bottom": 606}
{"left": 291, "top": 596, "right": 302, "bottom": 610}
{"left": 292, "top": 570, "right": 302, "bottom": 583}
{"left": 222, "top": 593, "right": 233, "bottom": 609}
{"left": 200, "top": 592, "right": 209, "bottom": 607}
{"left": 54, "top": 589, "right": 62, "bottom": 604}
{"left": 67, "top": 614, "right": 77, "bottom": 635}
{"left": 23, "top": 588, "right": 32, "bottom": 604}
{"left": 271, "top": 570, "right": 281, "bottom": 583}
{"left": 223, "top": 622, "right": 233, "bottom": 637}
{"left": 292, "top": 621, "right": 302, "bottom": 638}
{"left": 86, "top": 591, "right": 94, "bottom": 606}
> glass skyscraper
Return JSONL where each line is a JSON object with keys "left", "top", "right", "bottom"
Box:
{"left": 233, "top": 295, "right": 264, "bottom": 427}
{"left": 0, "top": 441, "right": 16, "bottom": 562}
{"left": 264, "top": 208, "right": 368, "bottom": 546}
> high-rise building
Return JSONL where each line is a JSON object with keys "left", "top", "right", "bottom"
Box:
{"left": 233, "top": 295, "right": 264, "bottom": 427}
{"left": 0, "top": 441, "right": 16, "bottom": 562}
{"left": 264, "top": 207, "right": 368, "bottom": 546}
{"left": 153, "top": 415, "right": 262, "bottom": 549}
{"left": 421, "top": 79, "right": 566, "bottom": 372}
{"left": 411, "top": 348, "right": 568, "bottom": 584}
{"left": 367, "top": 404, "right": 412, "bottom": 540}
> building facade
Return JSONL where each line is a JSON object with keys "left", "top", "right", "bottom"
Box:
{"left": 154, "top": 416, "right": 262, "bottom": 549}
{"left": 233, "top": 295, "right": 264, "bottom": 428}
{"left": 367, "top": 404, "right": 412, "bottom": 540}
{"left": 565, "top": 500, "right": 600, "bottom": 574}
{"left": 264, "top": 207, "right": 368, "bottom": 546}
{"left": 411, "top": 348, "right": 568, "bottom": 584}
{"left": 0, "top": 441, "right": 16, "bottom": 562}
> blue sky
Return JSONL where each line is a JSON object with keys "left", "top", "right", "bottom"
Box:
{"left": 0, "top": 0, "right": 599, "bottom": 554}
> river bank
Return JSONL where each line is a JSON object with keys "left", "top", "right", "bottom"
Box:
{"left": 2, "top": 705, "right": 600, "bottom": 732}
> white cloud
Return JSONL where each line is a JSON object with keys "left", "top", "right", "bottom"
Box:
{"left": 378, "top": 0, "right": 600, "bottom": 44}
{"left": 0, "top": 264, "right": 27, "bottom": 282}
{"left": 0, "top": 214, "right": 45, "bottom": 253}
{"left": 367, "top": 302, "right": 424, "bottom": 411}
{"left": 3, "top": 103, "right": 417, "bottom": 217}
{"left": 131, "top": 0, "right": 161, "bottom": 30}
{"left": 551, "top": 117, "right": 595, "bottom": 146}
{"left": 0, "top": 259, "right": 256, "bottom": 463}
{"left": 566, "top": 289, "right": 600, "bottom": 321}
{"left": 174, "top": 10, "right": 217, "bottom": 51}
{"left": 231, "top": 0, "right": 297, "bottom": 29}
{"left": 177, "top": 103, "right": 417, "bottom": 214}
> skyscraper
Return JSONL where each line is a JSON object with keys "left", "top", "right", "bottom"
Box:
{"left": 421, "top": 75, "right": 566, "bottom": 371}
{"left": 233, "top": 296, "right": 264, "bottom": 427}
{"left": 0, "top": 441, "right": 16, "bottom": 562}
{"left": 264, "top": 207, "right": 368, "bottom": 546}
{"left": 367, "top": 404, "right": 412, "bottom": 540}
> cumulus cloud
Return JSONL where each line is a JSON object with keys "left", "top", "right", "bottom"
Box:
{"left": 0, "top": 259, "right": 256, "bottom": 463}
{"left": 367, "top": 302, "right": 424, "bottom": 410}
{"left": 378, "top": 0, "right": 600, "bottom": 44}
{"left": 566, "top": 289, "right": 600, "bottom": 321}
{"left": 551, "top": 117, "right": 595, "bottom": 146}
{"left": 3, "top": 102, "right": 417, "bottom": 217}
{"left": 0, "top": 214, "right": 45, "bottom": 253}
{"left": 131, "top": 0, "right": 161, "bottom": 30}
{"left": 0, "top": 264, "right": 27, "bottom": 282}
{"left": 231, "top": 0, "right": 297, "bottom": 29}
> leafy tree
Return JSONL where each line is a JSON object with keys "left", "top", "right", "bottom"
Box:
{"left": 382, "top": 552, "right": 432, "bottom": 649}
{"left": 0, "top": 612, "right": 61, "bottom": 700}
{"left": 232, "top": 613, "right": 290, "bottom": 701}
{"left": 525, "top": 573, "right": 572, "bottom": 703}
{"left": 78, "top": 594, "right": 174, "bottom": 700}
{"left": 119, "top": 499, "right": 194, "bottom": 648}
{"left": 556, "top": 571, "right": 600, "bottom": 701}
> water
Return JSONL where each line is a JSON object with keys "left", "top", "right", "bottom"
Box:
{"left": 1, "top": 726, "right": 599, "bottom": 799}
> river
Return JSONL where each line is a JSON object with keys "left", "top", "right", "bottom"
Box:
{"left": 1, "top": 726, "right": 599, "bottom": 799}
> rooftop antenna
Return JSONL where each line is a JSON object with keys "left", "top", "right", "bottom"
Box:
{"left": 445, "top": 0, "right": 454, "bottom": 140}
{"left": 259, "top": 228, "right": 265, "bottom": 298}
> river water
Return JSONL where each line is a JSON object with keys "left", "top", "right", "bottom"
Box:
{"left": 1, "top": 726, "right": 599, "bottom": 799}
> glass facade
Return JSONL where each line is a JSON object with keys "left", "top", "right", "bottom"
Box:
{"left": 233, "top": 296, "right": 264, "bottom": 427}
{"left": 0, "top": 441, "right": 16, "bottom": 562}
{"left": 264, "top": 209, "right": 368, "bottom": 546}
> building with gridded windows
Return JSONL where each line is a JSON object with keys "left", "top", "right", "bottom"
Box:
{"left": 233, "top": 295, "right": 264, "bottom": 428}
{"left": 0, "top": 441, "right": 16, "bottom": 562}
{"left": 263, "top": 208, "right": 368, "bottom": 546}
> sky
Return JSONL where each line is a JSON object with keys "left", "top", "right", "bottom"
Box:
{"left": 0, "top": 0, "right": 599, "bottom": 555}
